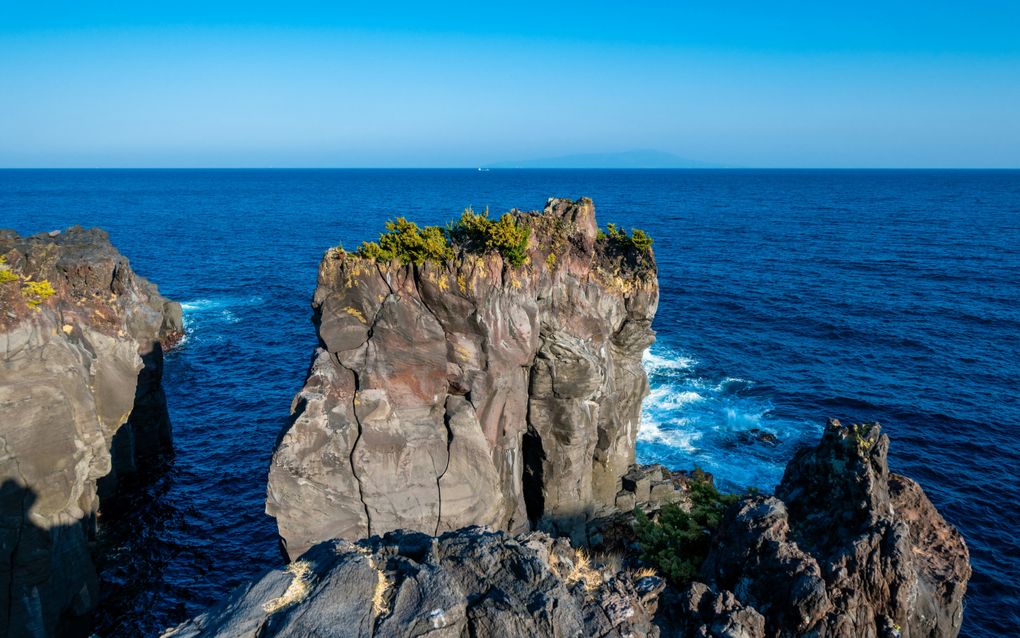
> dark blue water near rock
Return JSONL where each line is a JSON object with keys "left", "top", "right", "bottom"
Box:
{"left": 1, "top": 169, "right": 1017, "bottom": 636}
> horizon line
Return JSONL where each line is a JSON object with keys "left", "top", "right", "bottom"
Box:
{"left": 2, "top": 166, "right": 1019, "bottom": 171}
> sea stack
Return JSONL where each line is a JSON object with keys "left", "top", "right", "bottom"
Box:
{"left": 267, "top": 197, "right": 659, "bottom": 558}
{"left": 0, "top": 227, "right": 182, "bottom": 637}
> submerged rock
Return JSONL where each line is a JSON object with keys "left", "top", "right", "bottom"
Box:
{"left": 267, "top": 197, "right": 659, "bottom": 558}
{"left": 734, "top": 428, "right": 779, "bottom": 447}
{"left": 0, "top": 227, "right": 182, "bottom": 637}
{"left": 163, "top": 526, "right": 665, "bottom": 638}
{"left": 678, "top": 419, "right": 971, "bottom": 638}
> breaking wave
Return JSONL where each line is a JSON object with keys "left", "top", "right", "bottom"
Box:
{"left": 637, "top": 343, "right": 814, "bottom": 492}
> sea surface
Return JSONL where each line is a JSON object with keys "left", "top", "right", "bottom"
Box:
{"left": 1, "top": 169, "right": 1017, "bottom": 636}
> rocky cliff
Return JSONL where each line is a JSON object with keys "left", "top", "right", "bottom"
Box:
{"left": 267, "top": 197, "right": 658, "bottom": 558}
{"left": 0, "top": 227, "right": 182, "bottom": 637}
{"left": 163, "top": 526, "right": 665, "bottom": 638}
{"left": 670, "top": 419, "right": 971, "bottom": 638}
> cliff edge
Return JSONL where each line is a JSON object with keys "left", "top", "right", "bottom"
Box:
{"left": 267, "top": 197, "right": 658, "bottom": 558}
{"left": 0, "top": 227, "right": 182, "bottom": 637}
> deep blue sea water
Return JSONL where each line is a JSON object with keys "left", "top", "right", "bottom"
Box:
{"left": 1, "top": 169, "right": 1017, "bottom": 636}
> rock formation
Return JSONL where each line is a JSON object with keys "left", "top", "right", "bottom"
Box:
{"left": 163, "top": 526, "right": 666, "bottom": 638}
{"left": 174, "top": 418, "right": 971, "bottom": 638}
{"left": 672, "top": 419, "right": 971, "bottom": 638}
{"left": 267, "top": 197, "right": 658, "bottom": 558}
{"left": 0, "top": 227, "right": 182, "bottom": 637}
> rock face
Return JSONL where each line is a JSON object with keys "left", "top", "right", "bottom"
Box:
{"left": 267, "top": 197, "right": 658, "bottom": 558}
{"left": 0, "top": 227, "right": 182, "bottom": 637}
{"left": 164, "top": 526, "right": 666, "bottom": 638}
{"left": 680, "top": 420, "right": 971, "bottom": 638}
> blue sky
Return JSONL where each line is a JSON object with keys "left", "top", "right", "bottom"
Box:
{"left": 1, "top": 1, "right": 1018, "bottom": 167}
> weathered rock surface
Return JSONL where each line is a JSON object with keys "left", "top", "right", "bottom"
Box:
{"left": 0, "top": 227, "right": 182, "bottom": 637}
{"left": 267, "top": 197, "right": 658, "bottom": 558}
{"left": 667, "top": 582, "right": 767, "bottom": 638}
{"left": 678, "top": 419, "right": 971, "bottom": 638}
{"left": 163, "top": 526, "right": 666, "bottom": 638}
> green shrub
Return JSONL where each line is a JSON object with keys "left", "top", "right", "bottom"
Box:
{"left": 356, "top": 217, "right": 453, "bottom": 265}
{"left": 600, "top": 223, "right": 653, "bottom": 253}
{"left": 448, "top": 207, "right": 531, "bottom": 268}
{"left": 630, "top": 229, "right": 653, "bottom": 251}
{"left": 354, "top": 207, "right": 532, "bottom": 269}
{"left": 634, "top": 473, "right": 738, "bottom": 585}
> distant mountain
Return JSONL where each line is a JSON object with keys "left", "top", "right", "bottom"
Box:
{"left": 485, "top": 149, "right": 722, "bottom": 169}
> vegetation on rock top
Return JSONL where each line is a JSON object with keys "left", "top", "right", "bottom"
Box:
{"left": 598, "top": 223, "right": 653, "bottom": 253}
{"left": 355, "top": 207, "right": 533, "bottom": 268}
{"left": 351, "top": 205, "right": 650, "bottom": 272}
{"left": 447, "top": 207, "right": 532, "bottom": 268}
{"left": 634, "top": 471, "right": 738, "bottom": 585}
{"left": 356, "top": 217, "right": 454, "bottom": 266}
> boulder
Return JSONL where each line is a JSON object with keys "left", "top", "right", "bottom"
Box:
{"left": 267, "top": 198, "right": 659, "bottom": 558}
{"left": 0, "top": 227, "right": 182, "bottom": 637}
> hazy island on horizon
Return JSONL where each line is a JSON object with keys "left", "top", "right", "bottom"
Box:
{"left": 485, "top": 149, "right": 723, "bottom": 169}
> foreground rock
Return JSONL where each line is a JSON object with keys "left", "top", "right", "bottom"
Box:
{"left": 174, "top": 421, "right": 971, "bottom": 637}
{"left": 164, "top": 526, "right": 665, "bottom": 638}
{"left": 673, "top": 419, "right": 971, "bottom": 638}
{"left": 267, "top": 197, "right": 659, "bottom": 558}
{"left": 0, "top": 227, "right": 182, "bottom": 637}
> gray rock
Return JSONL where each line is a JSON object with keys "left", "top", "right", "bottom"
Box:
{"left": 267, "top": 197, "right": 659, "bottom": 557}
{"left": 163, "top": 526, "right": 664, "bottom": 638}
{"left": 670, "top": 582, "right": 767, "bottom": 638}
{"left": 649, "top": 480, "right": 676, "bottom": 503}
{"left": 615, "top": 491, "right": 637, "bottom": 512}
{"left": 0, "top": 226, "right": 182, "bottom": 637}
{"left": 622, "top": 470, "right": 653, "bottom": 503}
{"left": 695, "top": 420, "right": 972, "bottom": 638}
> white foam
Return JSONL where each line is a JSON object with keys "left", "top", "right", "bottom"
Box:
{"left": 646, "top": 388, "right": 704, "bottom": 411}
{"left": 180, "top": 298, "right": 217, "bottom": 313}
{"left": 180, "top": 295, "right": 263, "bottom": 315}
{"left": 635, "top": 342, "right": 809, "bottom": 490}
{"left": 637, "top": 416, "right": 700, "bottom": 451}
{"left": 642, "top": 348, "right": 695, "bottom": 373}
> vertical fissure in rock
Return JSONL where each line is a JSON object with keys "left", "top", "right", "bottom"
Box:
{"left": 337, "top": 352, "right": 372, "bottom": 536}
{"left": 374, "top": 262, "right": 395, "bottom": 296}
{"left": 522, "top": 423, "right": 546, "bottom": 527}
{"left": 434, "top": 399, "right": 456, "bottom": 535}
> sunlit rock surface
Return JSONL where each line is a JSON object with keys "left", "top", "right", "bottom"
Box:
{"left": 266, "top": 197, "right": 659, "bottom": 558}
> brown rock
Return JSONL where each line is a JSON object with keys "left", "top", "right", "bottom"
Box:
{"left": 267, "top": 198, "right": 659, "bottom": 557}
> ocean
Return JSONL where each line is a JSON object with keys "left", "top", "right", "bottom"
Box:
{"left": 1, "top": 169, "right": 1016, "bottom": 636}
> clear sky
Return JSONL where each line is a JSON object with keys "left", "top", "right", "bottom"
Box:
{"left": 2, "top": 1, "right": 1018, "bottom": 168}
